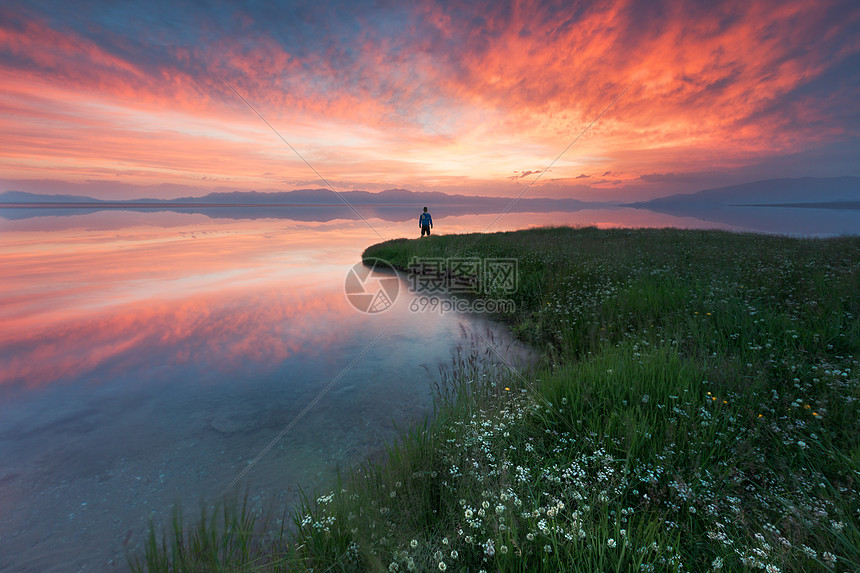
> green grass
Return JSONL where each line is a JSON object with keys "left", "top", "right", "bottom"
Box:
{"left": 134, "top": 227, "right": 860, "bottom": 572}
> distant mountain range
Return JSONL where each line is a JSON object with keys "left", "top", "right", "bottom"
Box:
{"left": 616, "top": 176, "right": 859, "bottom": 234}
{"left": 0, "top": 188, "right": 612, "bottom": 222}
{"left": 624, "top": 176, "right": 859, "bottom": 209}
{"left": 1, "top": 178, "right": 857, "bottom": 225}
{"left": 0, "top": 187, "right": 602, "bottom": 208}
{"left": 3, "top": 177, "right": 858, "bottom": 208}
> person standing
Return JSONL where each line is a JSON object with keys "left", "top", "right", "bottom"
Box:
{"left": 419, "top": 206, "right": 433, "bottom": 237}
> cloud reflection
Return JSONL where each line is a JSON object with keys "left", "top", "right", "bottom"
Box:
{"left": 0, "top": 286, "right": 360, "bottom": 391}
{"left": 0, "top": 219, "right": 378, "bottom": 391}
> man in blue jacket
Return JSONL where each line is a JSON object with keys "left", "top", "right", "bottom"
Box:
{"left": 419, "top": 206, "right": 433, "bottom": 237}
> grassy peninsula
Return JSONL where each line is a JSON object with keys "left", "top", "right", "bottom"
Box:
{"left": 136, "top": 227, "right": 859, "bottom": 572}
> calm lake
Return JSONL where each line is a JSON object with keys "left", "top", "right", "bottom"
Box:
{"left": 0, "top": 204, "right": 857, "bottom": 572}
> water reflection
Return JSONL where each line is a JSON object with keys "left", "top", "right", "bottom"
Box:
{"left": 5, "top": 202, "right": 856, "bottom": 236}
{"left": 0, "top": 214, "right": 532, "bottom": 572}
{"left": 0, "top": 205, "right": 855, "bottom": 571}
{"left": 624, "top": 204, "right": 860, "bottom": 236}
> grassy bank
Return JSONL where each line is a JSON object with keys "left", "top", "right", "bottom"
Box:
{"left": 135, "top": 227, "right": 859, "bottom": 572}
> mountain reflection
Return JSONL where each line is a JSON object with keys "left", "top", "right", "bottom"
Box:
{"left": 0, "top": 202, "right": 597, "bottom": 222}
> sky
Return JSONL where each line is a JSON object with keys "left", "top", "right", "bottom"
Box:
{"left": 1, "top": 0, "right": 859, "bottom": 201}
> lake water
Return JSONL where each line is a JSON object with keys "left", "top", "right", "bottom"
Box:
{"left": 0, "top": 204, "right": 857, "bottom": 572}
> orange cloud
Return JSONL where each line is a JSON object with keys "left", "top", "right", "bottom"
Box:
{"left": 1, "top": 0, "right": 857, "bottom": 197}
{"left": 409, "top": 0, "right": 859, "bottom": 183}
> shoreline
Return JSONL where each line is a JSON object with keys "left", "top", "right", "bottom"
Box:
{"left": 135, "top": 226, "right": 860, "bottom": 572}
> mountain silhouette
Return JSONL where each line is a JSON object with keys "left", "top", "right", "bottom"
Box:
{"left": 625, "top": 176, "right": 858, "bottom": 209}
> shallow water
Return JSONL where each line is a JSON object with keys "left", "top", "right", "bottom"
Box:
{"left": 0, "top": 205, "right": 854, "bottom": 572}
{"left": 0, "top": 211, "right": 537, "bottom": 572}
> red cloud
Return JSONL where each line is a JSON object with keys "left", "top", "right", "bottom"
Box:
{"left": 1, "top": 0, "right": 857, "bottom": 193}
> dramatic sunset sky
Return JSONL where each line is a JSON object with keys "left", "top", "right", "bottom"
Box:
{"left": 2, "top": 0, "right": 858, "bottom": 201}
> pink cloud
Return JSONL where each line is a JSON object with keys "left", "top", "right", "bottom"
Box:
{"left": 1, "top": 0, "right": 857, "bottom": 197}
